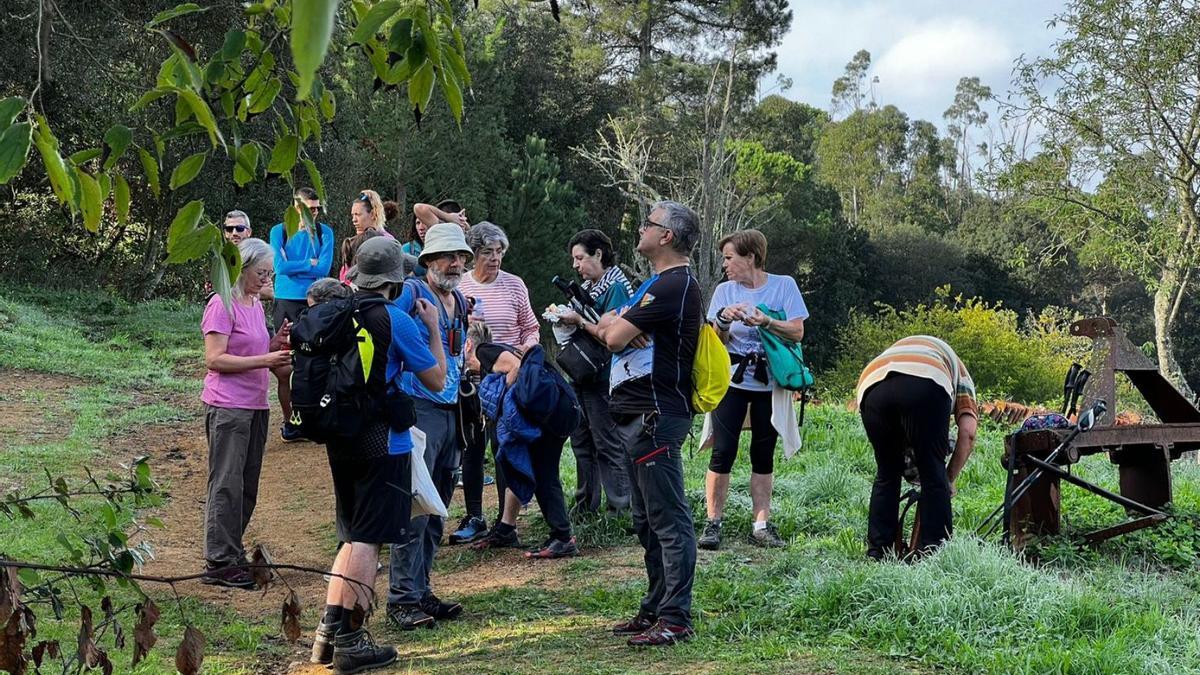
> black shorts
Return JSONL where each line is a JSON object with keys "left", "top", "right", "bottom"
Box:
{"left": 273, "top": 298, "right": 308, "bottom": 330}
{"left": 327, "top": 449, "right": 412, "bottom": 544}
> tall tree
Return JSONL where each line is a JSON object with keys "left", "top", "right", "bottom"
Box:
{"left": 943, "top": 76, "right": 992, "bottom": 192}
{"left": 1005, "top": 0, "right": 1200, "bottom": 393}
{"left": 831, "top": 49, "right": 872, "bottom": 115}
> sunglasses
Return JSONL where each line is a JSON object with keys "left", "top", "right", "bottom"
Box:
{"left": 224, "top": 225, "right": 248, "bottom": 233}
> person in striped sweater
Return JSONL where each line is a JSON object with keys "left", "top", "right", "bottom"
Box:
{"left": 855, "top": 335, "right": 979, "bottom": 560}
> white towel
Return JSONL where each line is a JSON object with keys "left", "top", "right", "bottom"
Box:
{"left": 698, "top": 386, "right": 803, "bottom": 457}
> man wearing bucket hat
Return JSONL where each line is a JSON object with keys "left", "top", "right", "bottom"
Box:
{"left": 311, "top": 237, "right": 447, "bottom": 673}
{"left": 386, "top": 223, "right": 475, "bottom": 630}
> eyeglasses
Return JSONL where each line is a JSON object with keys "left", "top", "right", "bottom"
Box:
{"left": 224, "top": 225, "right": 248, "bottom": 233}
{"left": 307, "top": 205, "right": 322, "bottom": 215}
{"left": 639, "top": 219, "right": 667, "bottom": 233}
{"left": 476, "top": 247, "right": 505, "bottom": 259}
{"left": 252, "top": 268, "right": 273, "bottom": 280}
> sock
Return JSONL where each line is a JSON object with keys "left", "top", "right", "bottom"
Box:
{"left": 753, "top": 520, "right": 768, "bottom": 532}
{"left": 494, "top": 521, "right": 516, "bottom": 536}
{"left": 337, "top": 607, "right": 356, "bottom": 635}
{"left": 322, "top": 604, "right": 344, "bottom": 626}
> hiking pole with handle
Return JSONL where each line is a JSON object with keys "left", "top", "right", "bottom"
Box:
{"left": 1067, "top": 369, "right": 1091, "bottom": 419}
{"left": 977, "top": 399, "right": 1107, "bottom": 540}
{"left": 1061, "top": 363, "right": 1081, "bottom": 414}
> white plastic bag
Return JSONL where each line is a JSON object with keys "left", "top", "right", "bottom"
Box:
{"left": 409, "top": 427, "right": 448, "bottom": 519}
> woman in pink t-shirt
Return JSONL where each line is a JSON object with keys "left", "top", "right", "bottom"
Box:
{"left": 199, "top": 238, "right": 293, "bottom": 588}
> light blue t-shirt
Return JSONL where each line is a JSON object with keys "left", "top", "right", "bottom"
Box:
{"left": 394, "top": 280, "right": 464, "bottom": 404}
{"left": 707, "top": 273, "right": 809, "bottom": 391}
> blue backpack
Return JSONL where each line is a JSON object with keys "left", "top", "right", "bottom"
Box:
{"left": 512, "top": 345, "right": 581, "bottom": 438}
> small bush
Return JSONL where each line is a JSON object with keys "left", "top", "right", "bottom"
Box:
{"left": 824, "top": 287, "right": 1087, "bottom": 403}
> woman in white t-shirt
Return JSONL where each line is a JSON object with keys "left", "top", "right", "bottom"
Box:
{"left": 700, "top": 229, "right": 808, "bottom": 551}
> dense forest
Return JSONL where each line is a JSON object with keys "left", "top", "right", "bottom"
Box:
{"left": 2, "top": 0, "right": 1198, "bottom": 392}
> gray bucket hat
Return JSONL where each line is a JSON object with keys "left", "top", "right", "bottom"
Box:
{"left": 418, "top": 223, "right": 473, "bottom": 264}
{"left": 348, "top": 238, "right": 416, "bottom": 289}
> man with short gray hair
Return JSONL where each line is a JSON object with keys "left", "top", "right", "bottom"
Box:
{"left": 597, "top": 200, "right": 703, "bottom": 646}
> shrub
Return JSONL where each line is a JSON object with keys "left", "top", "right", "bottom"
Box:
{"left": 824, "top": 287, "right": 1087, "bottom": 403}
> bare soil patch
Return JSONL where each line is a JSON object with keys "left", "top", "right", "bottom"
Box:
{"left": 0, "top": 369, "right": 84, "bottom": 447}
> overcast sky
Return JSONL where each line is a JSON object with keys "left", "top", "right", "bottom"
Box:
{"left": 770, "top": 0, "right": 1067, "bottom": 127}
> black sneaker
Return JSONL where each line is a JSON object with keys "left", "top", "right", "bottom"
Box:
{"left": 418, "top": 593, "right": 463, "bottom": 621}
{"left": 448, "top": 516, "right": 488, "bottom": 545}
{"left": 200, "top": 564, "right": 255, "bottom": 589}
{"left": 386, "top": 603, "right": 434, "bottom": 631}
{"left": 332, "top": 627, "right": 396, "bottom": 674}
{"left": 469, "top": 526, "right": 521, "bottom": 551}
{"left": 697, "top": 519, "right": 722, "bottom": 551}
{"left": 280, "top": 422, "right": 306, "bottom": 443}
{"left": 311, "top": 620, "right": 335, "bottom": 665}
{"left": 749, "top": 522, "right": 787, "bottom": 548}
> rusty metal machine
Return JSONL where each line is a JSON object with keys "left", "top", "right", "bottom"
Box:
{"left": 982, "top": 317, "right": 1200, "bottom": 550}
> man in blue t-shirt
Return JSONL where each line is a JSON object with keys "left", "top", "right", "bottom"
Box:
{"left": 384, "top": 224, "right": 472, "bottom": 630}
{"left": 598, "top": 201, "right": 703, "bottom": 647}
{"left": 312, "top": 237, "right": 445, "bottom": 674}
{"left": 269, "top": 187, "right": 335, "bottom": 442}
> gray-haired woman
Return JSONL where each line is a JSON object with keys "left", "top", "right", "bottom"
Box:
{"left": 451, "top": 221, "right": 540, "bottom": 544}
{"left": 199, "top": 238, "right": 293, "bottom": 588}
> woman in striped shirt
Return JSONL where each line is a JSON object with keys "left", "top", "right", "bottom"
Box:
{"left": 856, "top": 335, "right": 978, "bottom": 560}
{"left": 452, "top": 221, "right": 541, "bottom": 544}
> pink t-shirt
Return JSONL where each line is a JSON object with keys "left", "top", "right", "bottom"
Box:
{"left": 458, "top": 270, "right": 540, "bottom": 350}
{"left": 201, "top": 294, "right": 271, "bottom": 410}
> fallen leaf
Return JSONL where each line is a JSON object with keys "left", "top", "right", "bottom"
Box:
{"left": 175, "top": 625, "right": 205, "bottom": 675}
{"left": 132, "top": 599, "right": 160, "bottom": 666}
{"left": 250, "top": 544, "right": 273, "bottom": 590}
{"left": 280, "top": 591, "right": 302, "bottom": 643}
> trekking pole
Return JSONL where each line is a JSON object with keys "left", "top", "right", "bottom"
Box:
{"left": 977, "top": 399, "right": 1106, "bottom": 539}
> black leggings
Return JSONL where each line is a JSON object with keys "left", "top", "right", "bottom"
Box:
{"left": 709, "top": 386, "right": 777, "bottom": 474}
{"left": 462, "top": 420, "right": 505, "bottom": 520}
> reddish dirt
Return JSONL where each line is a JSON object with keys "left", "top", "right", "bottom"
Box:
{"left": 0, "top": 371, "right": 83, "bottom": 448}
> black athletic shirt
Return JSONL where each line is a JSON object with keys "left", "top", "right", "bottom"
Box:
{"left": 609, "top": 266, "right": 702, "bottom": 418}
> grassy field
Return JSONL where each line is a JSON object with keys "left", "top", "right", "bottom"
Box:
{"left": 2, "top": 286, "right": 1199, "bottom": 674}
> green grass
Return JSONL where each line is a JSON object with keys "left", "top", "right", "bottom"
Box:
{"left": 4, "top": 286, "right": 1200, "bottom": 673}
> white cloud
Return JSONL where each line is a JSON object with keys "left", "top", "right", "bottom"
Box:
{"left": 873, "top": 17, "right": 1013, "bottom": 101}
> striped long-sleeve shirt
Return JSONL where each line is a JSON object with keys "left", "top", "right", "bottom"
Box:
{"left": 855, "top": 335, "right": 979, "bottom": 419}
{"left": 459, "top": 270, "right": 541, "bottom": 351}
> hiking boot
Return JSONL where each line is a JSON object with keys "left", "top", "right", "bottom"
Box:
{"left": 448, "top": 516, "right": 488, "bottom": 545}
{"left": 280, "top": 422, "right": 306, "bottom": 443}
{"left": 697, "top": 519, "right": 722, "bottom": 551}
{"left": 311, "top": 621, "right": 335, "bottom": 665}
{"left": 626, "top": 619, "right": 695, "bottom": 647}
{"left": 750, "top": 523, "right": 787, "bottom": 549}
{"left": 612, "top": 612, "right": 657, "bottom": 636}
{"left": 200, "top": 564, "right": 255, "bottom": 589}
{"left": 331, "top": 627, "right": 396, "bottom": 674}
{"left": 525, "top": 537, "right": 579, "bottom": 560}
{"left": 469, "top": 526, "right": 520, "bottom": 551}
{"left": 386, "top": 603, "right": 434, "bottom": 631}
{"left": 418, "top": 593, "right": 463, "bottom": 621}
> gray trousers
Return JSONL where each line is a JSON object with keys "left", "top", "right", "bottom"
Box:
{"left": 570, "top": 381, "right": 631, "bottom": 513}
{"left": 617, "top": 414, "right": 696, "bottom": 628}
{"left": 388, "top": 399, "right": 460, "bottom": 606}
{"left": 203, "top": 405, "right": 269, "bottom": 566}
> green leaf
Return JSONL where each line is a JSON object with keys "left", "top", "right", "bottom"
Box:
{"left": 385, "top": 58, "right": 413, "bottom": 85}
{"left": 169, "top": 151, "right": 207, "bottom": 190}
{"left": 220, "top": 91, "right": 235, "bottom": 118}
{"left": 211, "top": 242, "right": 239, "bottom": 310}
{"left": 0, "top": 96, "right": 25, "bottom": 131}
{"left": 0, "top": 121, "right": 31, "bottom": 184}
{"left": 219, "top": 29, "right": 247, "bottom": 62}
{"left": 137, "top": 146, "right": 161, "bottom": 198}
{"left": 114, "top": 174, "right": 131, "bottom": 225}
{"left": 16, "top": 569, "right": 39, "bottom": 587}
{"left": 167, "top": 223, "right": 218, "bottom": 263}
{"left": 387, "top": 17, "right": 414, "bottom": 54}
{"left": 76, "top": 168, "right": 103, "bottom": 233}
{"left": 283, "top": 202, "right": 300, "bottom": 237}
{"left": 350, "top": 0, "right": 403, "bottom": 45}
{"left": 248, "top": 78, "right": 282, "bottom": 114}
{"left": 444, "top": 44, "right": 471, "bottom": 88}
{"left": 266, "top": 134, "right": 299, "bottom": 175}
{"left": 408, "top": 60, "right": 435, "bottom": 114}
{"left": 439, "top": 68, "right": 463, "bottom": 125}
{"left": 167, "top": 199, "right": 205, "bottom": 249}
{"left": 302, "top": 158, "right": 325, "bottom": 202}
{"left": 320, "top": 89, "right": 336, "bottom": 120}
{"left": 234, "top": 143, "right": 260, "bottom": 187}
{"left": 291, "top": 0, "right": 338, "bottom": 101}
{"left": 174, "top": 88, "right": 226, "bottom": 149}
{"left": 134, "top": 87, "right": 172, "bottom": 113}
{"left": 33, "top": 115, "right": 74, "bottom": 208}
{"left": 69, "top": 148, "right": 102, "bottom": 165}
{"left": 97, "top": 172, "right": 111, "bottom": 204}
{"left": 102, "top": 125, "right": 133, "bottom": 170}
{"left": 146, "top": 2, "right": 208, "bottom": 27}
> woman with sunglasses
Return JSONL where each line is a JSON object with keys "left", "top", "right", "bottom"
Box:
{"left": 350, "top": 190, "right": 395, "bottom": 239}
{"left": 269, "top": 187, "right": 335, "bottom": 442}
{"left": 199, "top": 238, "right": 293, "bottom": 588}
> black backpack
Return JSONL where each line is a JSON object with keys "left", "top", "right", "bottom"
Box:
{"left": 290, "top": 295, "right": 400, "bottom": 443}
